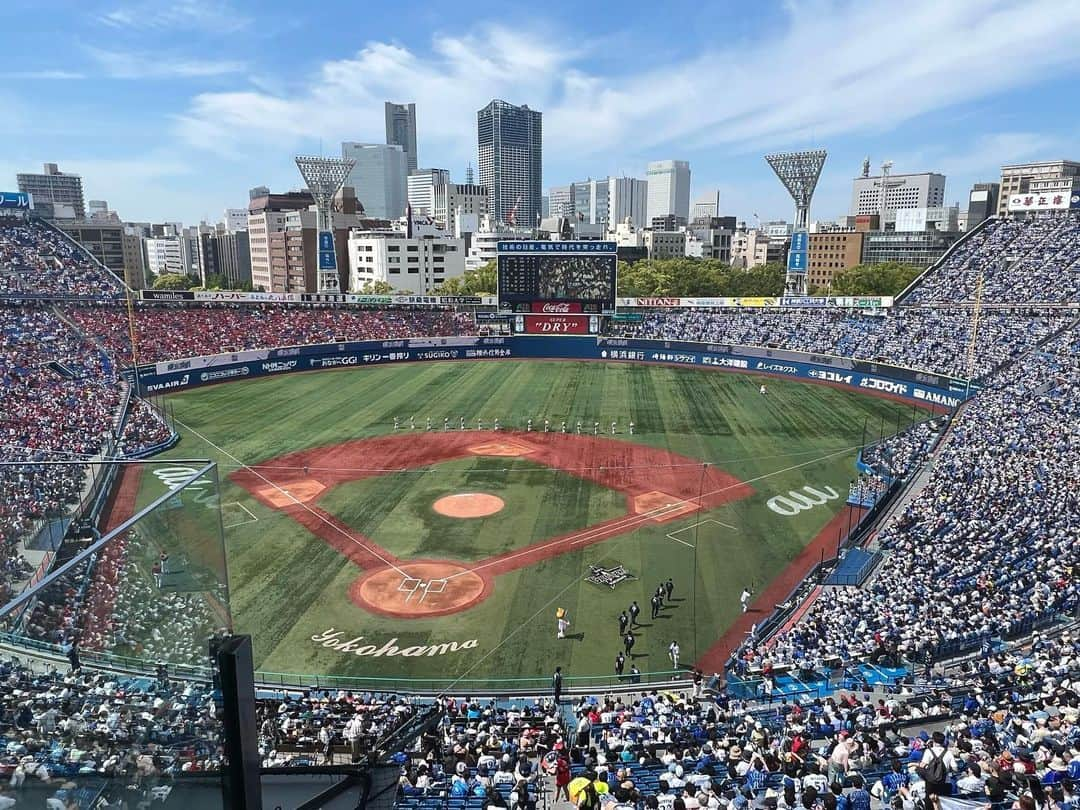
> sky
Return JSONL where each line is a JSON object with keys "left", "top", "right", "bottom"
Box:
{"left": 1, "top": 0, "right": 1079, "bottom": 226}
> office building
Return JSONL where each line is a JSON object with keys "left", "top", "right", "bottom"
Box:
{"left": 643, "top": 230, "right": 686, "bottom": 260}
{"left": 224, "top": 208, "right": 249, "bottom": 232}
{"left": 860, "top": 230, "right": 959, "bottom": 267}
{"left": 964, "top": 183, "right": 999, "bottom": 231}
{"left": 144, "top": 236, "right": 185, "bottom": 277}
{"left": 686, "top": 217, "right": 732, "bottom": 262}
{"left": 690, "top": 191, "right": 719, "bottom": 223}
{"left": 850, "top": 171, "right": 946, "bottom": 218}
{"left": 997, "top": 160, "right": 1080, "bottom": 215}
{"left": 342, "top": 142, "right": 408, "bottom": 219}
{"left": 569, "top": 178, "right": 609, "bottom": 225}
{"left": 385, "top": 102, "right": 418, "bottom": 173}
{"left": 807, "top": 229, "right": 864, "bottom": 289}
{"left": 651, "top": 214, "right": 687, "bottom": 231}
{"left": 347, "top": 229, "right": 465, "bottom": 294}
{"left": 465, "top": 216, "right": 531, "bottom": 269}
{"left": 548, "top": 185, "right": 574, "bottom": 218}
{"left": 218, "top": 230, "right": 251, "bottom": 286}
{"left": 407, "top": 168, "right": 450, "bottom": 217}
{"left": 477, "top": 100, "right": 542, "bottom": 227}
{"left": 266, "top": 189, "right": 371, "bottom": 293}
{"left": 646, "top": 160, "right": 690, "bottom": 223}
{"left": 17, "top": 163, "right": 86, "bottom": 219}
{"left": 607, "top": 177, "right": 649, "bottom": 229}
{"left": 433, "top": 182, "right": 488, "bottom": 237}
{"left": 247, "top": 190, "right": 314, "bottom": 291}
{"left": 55, "top": 221, "right": 125, "bottom": 275}
{"left": 730, "top": 225, "right": 769, "bottom": 270}
{"left": 121, "top": 230, "right": 146, "bottom": 289}
{"left": 88, "top": 200, "right": 119, "bottom": 222}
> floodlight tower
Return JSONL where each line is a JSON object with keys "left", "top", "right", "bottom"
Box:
{"left": 295, "top": 155, "right": 356, "bottom": 293}
{"left": 765, "top": 149, "right": 827, "bottom": 296}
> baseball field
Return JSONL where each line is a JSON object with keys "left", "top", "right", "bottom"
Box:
{"left": 125, "top": 360, "right": 927, "bottom": 687}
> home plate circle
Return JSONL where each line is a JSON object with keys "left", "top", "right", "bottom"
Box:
{"left": 351, "top": 562, "right": 490, "bottom": 618}
{"left": 432, "top": 492, "right": 505, "bottom": 518}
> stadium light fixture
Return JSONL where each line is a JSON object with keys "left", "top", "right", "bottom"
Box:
{"left": 295, "top": 155, "right": 356, "bottom": 293}
{"left": 764, "top": 149, "right": 827, "bottom": 297}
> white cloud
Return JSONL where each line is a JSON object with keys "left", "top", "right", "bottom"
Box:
{"left": 99, "top": 0, "right": 250, "bottom": 33}
{"left": 0, "top": 71, "right": 86, "bottom": 80}
{"left": 174, "top": 0, "right": 1080, "bottom": 173}
{"left": 87, "top": 46, "right": 245, "bottom": 79}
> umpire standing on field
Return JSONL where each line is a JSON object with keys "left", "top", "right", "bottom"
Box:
{"left": 552, "top": 666, "right": 563, "bottom": 703}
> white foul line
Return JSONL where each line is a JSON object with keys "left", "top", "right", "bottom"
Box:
{"left": 443, "top": 443, "right": 861, "bottom": 581}
{"left": 665, "top": 518, "right": 737, "bottom": 549}
{"left": 174, "top": 418, "right": 411, "bottom": 579}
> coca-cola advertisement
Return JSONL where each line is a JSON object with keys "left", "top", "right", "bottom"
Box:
{"left": 530, "top": 301, "right": 583, "bottom": 314}
{"left": 522, "top": 315, "right": 593, "bottom": 334}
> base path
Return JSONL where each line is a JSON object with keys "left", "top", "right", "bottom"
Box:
{"left": 230, "top": 431, "right": 755, "bottom": 619}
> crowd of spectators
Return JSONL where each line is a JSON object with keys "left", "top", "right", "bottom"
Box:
{"left": 116, "top": 400, "right": 172, "bottom": 457}
{"left": 0, "top": 304, "right": 177, "bottom": 604}
{"left": 860, "top": 419, "right": 943, "bottom": 483}
{"left": 607, "top": 309, "right": 1068, "bottom": 380}
{"left": 0, "top": 220, "right": 123, "bottom": 298}
{"left": 740, "top": 323, "right": 1080, "bottom": 673}
{"left": 66, "top": 304, "right": 478, "bottom": 364}
{"left": 903, "top": 212, "right": 1080, "bottom": 304}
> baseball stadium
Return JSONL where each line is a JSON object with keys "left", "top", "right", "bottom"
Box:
{"left": 1, "top": 204, "right": 1078, "bottom": 808}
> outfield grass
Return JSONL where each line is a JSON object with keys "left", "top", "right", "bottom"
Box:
{"left": 138, "top": 360, "right": 927, "bottom": 684}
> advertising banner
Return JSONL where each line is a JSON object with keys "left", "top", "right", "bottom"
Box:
{"left": 1007, "top": 192, "right": 1078, "bottom": 212}
{"left": 519, "top": 314, "right": 594, "bottom": 334}
{"left": 135, "top": 335, "right": 971, "bottom": 409}
{"left": 531, "top": 301, "right": 583, "bottom": 313}
{"left": 141, "top": 290, "right": 195, "bottom": 301}
{"left": 0, "top": 191, "right": 31, "bottom": 209}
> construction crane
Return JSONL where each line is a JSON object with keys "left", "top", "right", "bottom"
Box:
{"left": 507, "top": 194, "right": 523, "bottom": 226}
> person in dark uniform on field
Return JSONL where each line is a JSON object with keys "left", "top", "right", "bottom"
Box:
{"left": 618, "top": 610, "right": 629, "bottom": 636}
{"left": 623, "top": 630, "right": 635, "bottom": 656}
{"left": 552, "top": 666, "right": 563, "bottom": 703}
{"left": 615, "top": 652, "right": 625, "bottom": 677}
{"left": 650, "top": 593, "right": 660, "bottom": 619}
{"left": 665, "top": 578, "right": 674, "bottom": 600}
{"left": 628, "top": 601, "right": 640, "bottom": 626}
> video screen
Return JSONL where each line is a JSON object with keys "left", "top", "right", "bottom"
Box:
{"left": 498, "top": 251, "right": 616, "bottom": 312}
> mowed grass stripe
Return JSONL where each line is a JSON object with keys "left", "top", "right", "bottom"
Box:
{"left": 147, "top": 361, "right": 931, "bottom": 679}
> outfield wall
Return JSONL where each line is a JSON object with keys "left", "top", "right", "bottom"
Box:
{"left": 129, "top": 336, "right": 973, "bottom": 408}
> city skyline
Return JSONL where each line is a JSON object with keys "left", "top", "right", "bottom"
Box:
{"left": 1, "top": 0, "right": 1079, "bottom": 224}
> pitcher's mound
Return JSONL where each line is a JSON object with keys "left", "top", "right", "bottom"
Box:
{"left": 633, "top": 490, "right": 699, "bottom": 522}
{"left": 351, "top": 561, "right": 490, "bottom": 618}
{"left": 433, "top": 492, "right": 504, "bottom": 518}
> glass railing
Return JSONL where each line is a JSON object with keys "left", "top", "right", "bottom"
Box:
{"left": 0, "top": 459, "right": 230, "bottom": 808}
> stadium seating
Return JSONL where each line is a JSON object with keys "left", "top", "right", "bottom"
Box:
{"left": 2, "top": 212, "right": 1080, "bottom": 805}
{"left": 608, "top": 308, "right": 1070, "bottom": 380}
{"left": 66, "top": 304, "right": 479, "bottom": 364}
{"left": 0, "top": 219, "right": 123, "bottom": 298}
{"left": 902, "top": 211, "right": 1080, "bottom": 304}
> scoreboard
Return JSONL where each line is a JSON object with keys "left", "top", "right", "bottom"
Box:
{"left": 497, "top": 241, "right": 617, "bottom": 315}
